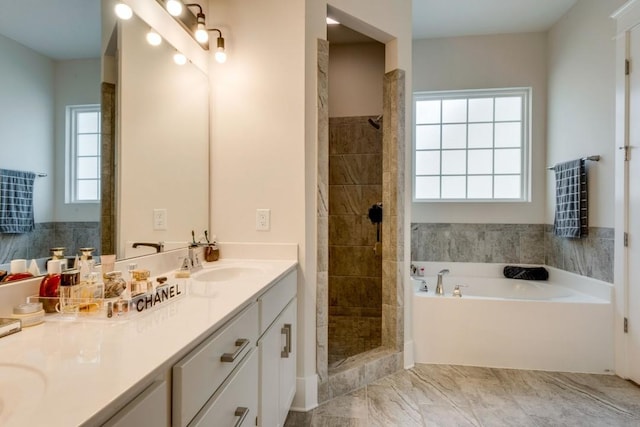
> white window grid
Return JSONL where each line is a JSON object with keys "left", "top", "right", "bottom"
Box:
{"left": 66, "top": 104, "right": 101, "bottom": 203}
{"left": 413, "top": 88, "right": 531, "bottom": 202}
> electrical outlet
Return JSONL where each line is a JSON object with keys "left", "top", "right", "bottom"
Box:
{"left": 153, "top": 208, "right": 167, "bottom": 230}
{"left": 256, "top": 209, "right": 270, "bottom": 231}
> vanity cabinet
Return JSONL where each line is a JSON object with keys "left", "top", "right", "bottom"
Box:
{"left": 258, "top": 271, "right": 297, "bottom": 427}
{"left": 103, "top": 380, "right": 169, "bottom": 427}
{"left": 173, "top": 303, "right": 258, "bottom": 427}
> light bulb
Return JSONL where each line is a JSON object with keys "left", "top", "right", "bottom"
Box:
{"left": 215, "top": 49, "right": 227, "bottom": 64}
{"left": 173, "top": 52, "right": 187, "bottom": 65}
{"left": 166, "top": 0, "right": 183, "bottom": 16}
{"left": 114, "top": 3, "right": 133, "bottom": 20}
{"left": 195, "top": 24, "right": 208, "bottom": 44}
{"left": 146, "top": 30, "right": 162, "bottom": 46}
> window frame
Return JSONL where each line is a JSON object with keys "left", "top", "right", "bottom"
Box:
{"left": 65, "top": 104, "right": 101, "bottom": 204}
{"left": 412, "top": 87, "right": 531, "bottom": 203}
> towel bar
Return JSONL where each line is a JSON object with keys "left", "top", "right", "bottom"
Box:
{"left": 547, "top": 155, "right": 600, "bottom": 170}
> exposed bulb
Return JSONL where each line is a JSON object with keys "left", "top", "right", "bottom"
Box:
{"left": 195, "top": 24, "right": 209, "bottom": 44}
{"left": 114, "top": 3, "right": 133, "bottom": 20}
{"left": 173, "top": 52, "right": 187, "bottom": 65}
{"left": 166, "top": 0, "right": 183, "bottom": 16}
{"left": 146, "top": 30, "right": 162, "bottom": 46}
{"left": 215, "top": 49, "right": 227, "bottom": 64}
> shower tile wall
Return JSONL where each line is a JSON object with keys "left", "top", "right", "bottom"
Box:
{"left": 329, "top": 116, "right": 382, "bottom": 365}
{"left": 411, "top": 223, "right": 614, "bottom": 283}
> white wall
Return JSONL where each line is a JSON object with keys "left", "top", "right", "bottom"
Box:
{"left": 0, "top": 34, "right": 55, "bottom": 223}
{"left": 546, "top": 0, "right": 625, "bottom": 227}
{"left": 54, "top": 59, "right": 101, "bottom": 222}
{"left": 412, "top": 33, "right": 548, "bottom": 224}
{"left": 329, "top": 42, "right": 385, "bottom": 117}
{"left": 209, "top": 0, "right": 412, "bottom": 410}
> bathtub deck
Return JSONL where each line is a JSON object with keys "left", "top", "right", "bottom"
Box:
{"left": 285, "top": 364, "right": 640, "bottom": 426}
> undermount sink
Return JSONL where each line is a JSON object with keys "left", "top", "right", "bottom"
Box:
{"left": 0, "top": 363, "right": 47, "bottom": 425}
{"left": 193, "top": 266, "right": 264, "bottom": 282}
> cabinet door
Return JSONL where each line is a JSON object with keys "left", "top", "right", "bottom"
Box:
{"left": 103, "top": 380, "right": 168, "bottom": 427}
{"left": 259, "top": 298, "right": 297, "bottom": 427}
{"left": 189, "top": 349, "right": 258, "bottom": 427}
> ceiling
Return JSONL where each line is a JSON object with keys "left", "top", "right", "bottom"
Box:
{"left": 330, "top": 0, "right": 578, "bottom": 44}
{"left": 0, "top": 0, "right": 100, "bottom": 60}
{"left": 1, "top": 0, "right": 578, "bottom": 57}
{"left": 412, "top": 0, "right": 578, "bottom": 40}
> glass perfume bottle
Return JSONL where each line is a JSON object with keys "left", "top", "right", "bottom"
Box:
{"left": 39, "top": 260, "right": 62, "bottom": 313}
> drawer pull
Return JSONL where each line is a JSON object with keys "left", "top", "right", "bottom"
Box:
{"left": 233, "top": 407, "right": 249, "bottom": 427}
{"left": 221, "top": 338, "right": 250, "bottom": 363}
{"left": 281, "top": 324, "right": 292, "bottom": 358}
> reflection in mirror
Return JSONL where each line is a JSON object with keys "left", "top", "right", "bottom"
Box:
{"left": 0, "top": 0, "right": 101, "bottom": 275}
{"left": 109, "top": 10, "right": 209, "bottom": 259}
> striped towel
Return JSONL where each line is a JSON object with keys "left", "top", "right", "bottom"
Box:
{"left": 0, "top": 169, "right": 36, "bottom": 234}
{"left": 553, "top": 159, "right": 588, "bottom": 238}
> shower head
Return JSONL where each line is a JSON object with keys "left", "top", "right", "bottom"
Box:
{"left": 368, "top": 115, "right": 382, "bottom": 129}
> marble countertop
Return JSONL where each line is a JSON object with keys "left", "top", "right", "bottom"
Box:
{"left": 0, "top": 258, "right": 297, "bottom": 427}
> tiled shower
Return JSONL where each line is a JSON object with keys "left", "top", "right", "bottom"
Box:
{"left": 328, "top": 116, "right": 383, "bottom": 366}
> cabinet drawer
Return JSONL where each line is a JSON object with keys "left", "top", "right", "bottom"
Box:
{"left": 173, "top": 303, "right": 258, "bottom": 427}
{"left": 189, "top": 349, "right": 258, "bottom": 427}
{"left": 103, "top": 380, "right": 168, "bottom": 427}
{"left": 259, "top": 271, "right": 296, "bottom": 335}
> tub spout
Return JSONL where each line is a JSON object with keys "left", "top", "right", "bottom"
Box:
{"left": 436, "top": 269, "right": 449, "bottom": 295}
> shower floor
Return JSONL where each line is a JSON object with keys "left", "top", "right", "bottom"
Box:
{"left": 328, "top": 312, "right": 381, "bottom": 367}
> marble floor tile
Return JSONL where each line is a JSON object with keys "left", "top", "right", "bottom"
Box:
{"left": 285, "top": 364, "right": 640, "bottom": 427}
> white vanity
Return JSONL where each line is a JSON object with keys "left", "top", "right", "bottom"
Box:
{"left": 0, "top": 256, "right": 297, "bottom": 427}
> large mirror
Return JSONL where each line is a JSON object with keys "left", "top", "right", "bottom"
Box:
{"left": 0, "top": 0, "right": 209, "bottom": 279}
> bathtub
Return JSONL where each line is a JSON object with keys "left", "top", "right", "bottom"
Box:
{"left": 411, "top": 263, "right": 614, "bottom": 374}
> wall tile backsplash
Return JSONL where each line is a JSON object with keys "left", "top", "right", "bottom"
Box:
{"left": 411, "top": 223, "right": 614, "bottom": 283}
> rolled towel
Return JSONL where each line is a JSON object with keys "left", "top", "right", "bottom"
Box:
{"left": 503, "top": 266, "right": 549, "bottom": 281}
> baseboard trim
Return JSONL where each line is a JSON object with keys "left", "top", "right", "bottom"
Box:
{"left": 290, "top": 374, "right": 318, "bottom": 412}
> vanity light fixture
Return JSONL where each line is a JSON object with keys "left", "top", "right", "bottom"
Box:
{"left": 326, "top": 17, "right": 340, "bottom": 25}
{"left": 185, "top": 4, "right": 209, "bottom": 44}
{"left": 146, "top": 30, "right": 162, "bottom": 46}
{"left": 166, "top": 0, "right": 183, "bottom": 16}
{"left": 173, "top": 52, "right": 187, "bottom": 65}
{"left": 207, "top": 28, "right": 227, "bottom": 63}
{"left": 114, "top": 2, "right": 133, "bottom": 20}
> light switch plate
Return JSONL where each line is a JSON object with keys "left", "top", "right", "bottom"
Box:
{"left": 153, "top": 208, "right": 167, "bottom": 230}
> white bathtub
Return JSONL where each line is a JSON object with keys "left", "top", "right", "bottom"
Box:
{"left": 411, "top": 263, "right": 614, "bottom": 373}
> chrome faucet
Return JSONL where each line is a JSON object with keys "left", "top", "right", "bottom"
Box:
{"left": 435, "top": 269, "right": 449, "bottom": 295}
{"left": 132, "top": 242, "right": 164, "bottom": 253}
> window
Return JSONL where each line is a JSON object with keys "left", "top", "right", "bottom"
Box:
{"left": 413, "top": 88, "right": 530, "bottom": 201}
{"left": 66, "top": 105, "right": 101, "bottom": 203}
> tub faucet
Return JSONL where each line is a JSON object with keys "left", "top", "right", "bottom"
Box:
{"left": 436, "top": 269, "right": 449, "bottom": 295}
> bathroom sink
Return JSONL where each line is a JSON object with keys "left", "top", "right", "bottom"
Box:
{"left": 193, "top": 266, "right": 264, "bottom": 282}
{"left": 0, "top": 363, "right": 47, "bottom": 425}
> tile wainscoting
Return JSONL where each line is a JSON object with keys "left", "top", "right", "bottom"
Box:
{"left": 0, "top": 221, "right": 101, "bottom": 265}
{"left": 411, "top": 223, "right": 614, "bottom": 283}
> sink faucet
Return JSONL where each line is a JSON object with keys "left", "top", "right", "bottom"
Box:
{"left": 132, "top": 242, "right": 164, "bottom": 253}
{"left": 436, "top": 269, "right": 449, "bottom": 295}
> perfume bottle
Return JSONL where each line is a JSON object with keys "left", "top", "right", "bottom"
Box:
{"left": 104, "top": 271, "right": 127, "bottom": 299}
{"left": 58, "top": 269, "right": 80, "bottom": 314}
{"left": 131, "top": 269, "right": 151, "bottom": 296}
{"left": 39, "top": 259, "right": 62, "bottom": 313}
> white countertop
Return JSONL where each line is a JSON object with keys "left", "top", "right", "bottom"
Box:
{"left": 0, "top": 258, "right": 297, "bottom": 427}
